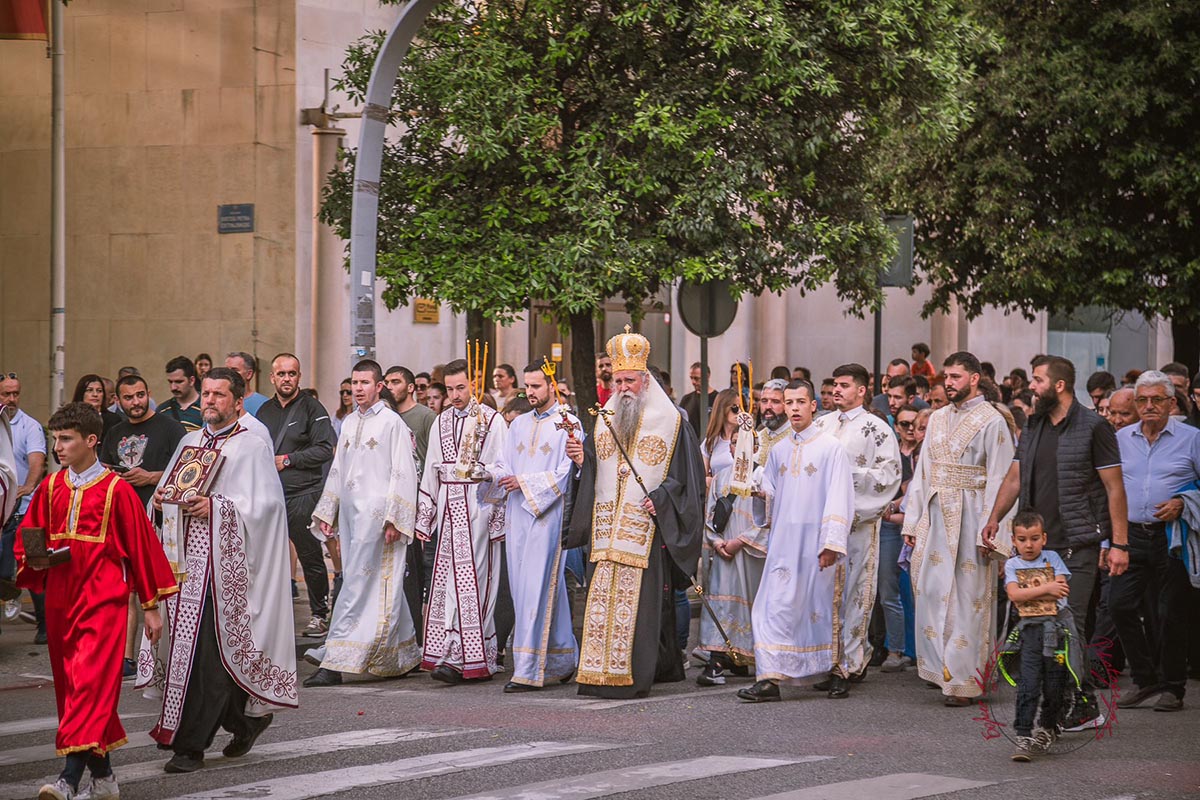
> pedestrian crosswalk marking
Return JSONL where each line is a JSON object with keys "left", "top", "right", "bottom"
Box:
{"left": 0, "top": 713, "right": 151, "bottom": 737}
{"left": 446, "top": 755, "right": 829, "bottom": 800}
{"left": 0, "top": 727, "right": 480, "bottom": 800}
{"left": 160, "top": 740, "right": 621, "bottom": 800}
{"left": 0, "top": 731, "right": 156, "bottom": 768}
{"left": 749, "top": 772, "right": 998, "bottom": 800}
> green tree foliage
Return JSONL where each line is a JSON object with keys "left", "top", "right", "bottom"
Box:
{"left": 884, "top": 1, "right": 1200, "bottom": 327}
{"left": 320, "top": 0, "right": 987, "bottom": 411}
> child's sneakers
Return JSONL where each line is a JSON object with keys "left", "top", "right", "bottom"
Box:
{"left": 1031, "top": 727, "right": 1057, "bottom": 753}
{"left": 1010, "top": 736, "right": 1037, "bottom": 762}
{"left": 77, "top": 775, "right": 120, "bottom": 799}
{"left": 38, "top": 779, "right": 76, "bottom": 800}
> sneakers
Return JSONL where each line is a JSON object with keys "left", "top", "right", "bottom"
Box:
{"left": 303, "top": 615, "right": 329, "bottom": 637}
{"left": 689, "top": 646, "right": 712, "bottom": 666}
{"left": 291, "top": 580, "right": 299, "bottom": 600}
{"left": 163, "top": 751, "right": 204, "bottom": 774}
{"left": 696, "top": 662, "right": 726, "bottom": 687}
{"left": 76, "top": 775, "right": 119, "bottom": 799}
{"left": 1031, "top": 727, "right": 1057, "bottom": 753}
{"left": 38, "top": 779, "right": 76, "bottom": 800}
{"left": 1116, "top": 683, "right": 1162, "bottom": 709}
{"left": 1011, "top": 736, "right": 1037, "bottom": 762}
{"left": 1061, "top": 697, "right": 1105, "bottom": 732}
{"left": 1153, "top": 692, "right": 1184, "bottom": 712}
{"left": 2, "top": 598, "right": 20, "bottom": 620}
{"left": 18, "top": 610, "right": 36, "bottom": 625}
{"left": 880, "top": 652, "right": 912, "bottom": 673}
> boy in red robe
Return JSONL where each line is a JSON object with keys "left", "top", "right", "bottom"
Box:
{"left": 16, "top": 403, "right": 179, "bottom": 800}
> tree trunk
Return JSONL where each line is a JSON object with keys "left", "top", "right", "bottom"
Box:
{"left": 570, "top": 311, "right": 598, "bottom": 435}
{"left": 1171, "top": 317, "right": 1199, "bottom": 377}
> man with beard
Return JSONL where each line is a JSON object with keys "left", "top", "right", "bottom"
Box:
{"left": 257, "top": 354, "right": 337, "bottom": 638}
{"left": 757, "top": 379, "right": 791, "bottom": 460}
{"left": 564, "top": 327, "right": 705, "bottom": 698}
{"left": 984, "top": 354, "right": 1128, "bottom": 731}
{"left": 140, "top": 368, "right": 296, "bottom": 773}
{"left": 490, "top": 363, "right": 580, "bottom": 691}
{"left": 305, "top": 359, "right": 421, "bottom": 687}
{"left": 901, "top": 352, "right": 1017, "bottom": 706}
{"left": 811, "top": 364, "right": 901, "bottom": 698}
{"left": 416, "top": 359, "right": 508, "bottom": 683}
{"left": 596, "top": 353, "right": 614, "bottom": 406}
{"left": 159, "top": 356, "right": 203, "bottom": 433}
{"left": 100, "top": 374, "right": 186, "bottom": 678}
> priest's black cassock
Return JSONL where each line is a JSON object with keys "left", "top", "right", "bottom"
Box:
{"left": 564, "top": 394, "right": 704, "bottom": 699}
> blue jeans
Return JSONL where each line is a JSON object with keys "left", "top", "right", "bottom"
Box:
{"left": 675, "top": 589, "right": 690, "bottom": 650}
{"left": 877, "top": 521, "right": 911, "bottom": 655}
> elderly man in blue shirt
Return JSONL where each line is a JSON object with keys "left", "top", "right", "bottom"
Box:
{"left": 1112, "top": 369, "right": 1200, "bottom": 712}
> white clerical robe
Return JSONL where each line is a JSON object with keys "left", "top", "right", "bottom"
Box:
{"left": 307, "top": 401, "right": 420, "bottom": 676}
{"left": 138, "top": 422, "right": 297, "bottom": 741}
{"left": 489, "top": 407, "right": 579, "bottom": 686}
{"left": 813, "top": 405, "right": 901, "bottom": 677}
{"left": 416, "top": 404, "right": 508, "bottom": 679}
{"left": 0, "top": 413, "right": 16, "bottom": 524}
{"left": 901, "top": 397, "right": 1015, "bottom": 697}
{"left": 751, "top": 426, "right": 854, "bottom": 681}
{"left": 700, "top": 465, "right": 768, "bottom": 660}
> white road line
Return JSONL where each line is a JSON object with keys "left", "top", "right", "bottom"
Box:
{"left": 161, "top": 740, "right": 621, "bottom": 800}
{"left": 447, "top": 754, "right": 827, "bottom": 800}
{"left": 523, "top": 686, "right": 740, "bottom": 710}
{"left": 0, "top": 713, "right": 152, "bottom": 737}
{"left": 0, "top": 727, "right": 480, "bottom": 800}
{"left": 0, "top": 731, "right": 155, "bottom": 768}
{"left": 750, "top": 772, "right": 998, "bottom": 800}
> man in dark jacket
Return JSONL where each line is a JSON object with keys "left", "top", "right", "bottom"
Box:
{"left": 256, "top": 353, "right": 337, "bottom": 636}
{"left": 984, "top": 354, "right": 1129, "bottom": 731}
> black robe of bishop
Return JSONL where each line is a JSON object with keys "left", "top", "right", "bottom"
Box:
{"left": 564, "top": 417, "right": 705, "bottom": 698}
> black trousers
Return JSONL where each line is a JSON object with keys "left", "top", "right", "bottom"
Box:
{"left": 285, "top": 492, "right": 328, "bottom": 619}
{"left": 1045, "top": 544, "right": 1099, "bottom": 693}
{"left": 495, "top": 547, "right": 514, "bottom": 657}
{"left": 173, "top": 588, "right": 254, "bottom": 754}
{"left": 405, "top": 540, "right": 425, "bottom": 643}
{"left": 1013, "top": 624, "right": 1068, "bottom": 736}
{"left": 1110, "top": 525, "right": 1191, "bottom": 698}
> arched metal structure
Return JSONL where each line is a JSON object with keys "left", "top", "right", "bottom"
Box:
{"left": 348, "top": 0, "right": 443, "bottom": 361}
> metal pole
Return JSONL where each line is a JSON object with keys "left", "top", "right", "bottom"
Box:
{"left": 699, "top": 335, "right": 709, "bottom": 440}
{"left": 873, "top": 305, "right": 883, "bottom": 397}
{"left": 49, "top": 0, "right": 66, "bottom": 413}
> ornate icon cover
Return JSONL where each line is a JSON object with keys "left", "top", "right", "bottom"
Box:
{"left": 160, "top": 446, "right": 225, "bottom": 505}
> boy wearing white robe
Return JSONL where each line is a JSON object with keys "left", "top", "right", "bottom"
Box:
{"left": 304, "top": 360, "right": 421, "bottom": 687}
{"left": 812, "top": 364, "right": 901, "bottom": 694}
{"left": 738, "top": 380, "right": 855, "bottom": 702}
{"left": 490, "top": 364, "right": 580, "bottom": 691}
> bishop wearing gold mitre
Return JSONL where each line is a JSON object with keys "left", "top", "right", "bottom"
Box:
{"left": 564, "top": 327, "right": 705, "bottom": 698}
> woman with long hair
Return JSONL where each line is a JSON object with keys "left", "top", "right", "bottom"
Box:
{"left": 332, "top": 378, "right": 353, "bottom": 437}
{"left": 194, "top": 353, "right": 213, "bottom": 382}
{"left": 72, "top": 374, "right": 122, "bottom": 445}
{"left": 701, "top": 389, "right": 741, "bottom": 488}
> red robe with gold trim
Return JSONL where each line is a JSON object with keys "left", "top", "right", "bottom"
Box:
{"left": 15, "top": 468, "right": 178, "bottom": 757}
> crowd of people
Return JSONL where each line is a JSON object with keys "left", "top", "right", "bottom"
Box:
{"left": 1, "top": 333, "right": 1198, "bottom": 798}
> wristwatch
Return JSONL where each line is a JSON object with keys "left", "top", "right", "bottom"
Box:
{"left": 282, "top": 455, "right": 292, "bottom": 468}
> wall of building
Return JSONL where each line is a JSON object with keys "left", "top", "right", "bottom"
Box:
{"left": 0, "top": 0, "right": 297, "bottom": 419}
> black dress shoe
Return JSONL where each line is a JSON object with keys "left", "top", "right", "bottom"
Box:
{"left": 827, "top": 675, "right": 850, "bottom": 699}
{"left": 812, "top": 675, "right": 833, "bottom": 692}
{"left": 303, "top": 668, "right": 342, "bottom": 688}
{"left": 737, "top": 680, "right": 781, "bottom": 703}
{"left": 164, "top": 751, "right": 204, "bottom": 773}
{"left": 430, "top": 665, "right": 463, "bottom": 685}
{"left": 34, "top": 630, "right": 47, "bottom": 645}
{"left": 848, "top": 666, "right": 868, "bottom": 684}
{"left": 504, "top": 681, "right": 538, "bottom": 693}
{"left": 223, "top": 713, "right": 273, "bottom": 758}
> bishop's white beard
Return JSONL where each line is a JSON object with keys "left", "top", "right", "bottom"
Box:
{"left": 612, "top": 387, "right": 647, "bottom": 451}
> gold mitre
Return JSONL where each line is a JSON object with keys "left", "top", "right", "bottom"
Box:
{"left": 607, "top": 324, "right": 650, "bottom": 372}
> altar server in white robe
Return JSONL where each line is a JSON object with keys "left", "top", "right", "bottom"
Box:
{"left": 812, "top": 363, "right": 901, "bottom": 691}
{"left": 490, "top": 362, "right": 580, "bottom": 691}
{"left": 303, "top": 359, "right": 420, "bottom": 687}
{"left": 902, "top": 351, "right": 1015, "bottom": 706}
{"left": 139, "top": 368, "right": 296, "bottom": 773}
{"left": 737, "top": 379, "right": 855, "bottom": 702}
{"left": 416, "top": 358, "right": 509, "bottom": 683}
